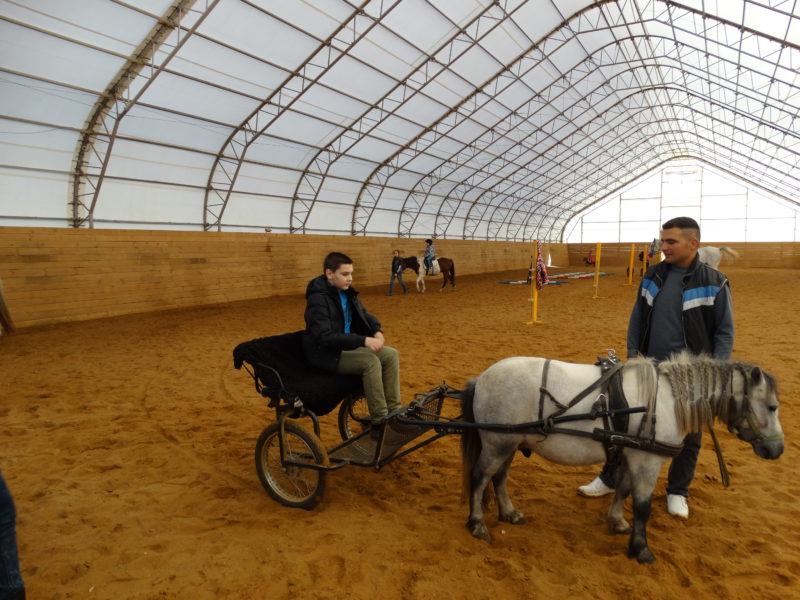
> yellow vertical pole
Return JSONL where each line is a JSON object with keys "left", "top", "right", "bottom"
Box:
{"left": 591, "top": 242, "right": 602, "bottom": 299}
{"left": 625, "top": 243, "right": 635, "bottom": 285}
{"left": 526, "top": 240, "right": 543, "bottom": 324}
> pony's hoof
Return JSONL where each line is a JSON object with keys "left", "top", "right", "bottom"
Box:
{"left": 607, "top": 518, "right": 630, "bottom": 534}
{"left": 629, "top": 546, "right": 655, "bottom": 564}
{"left": 499, "top": 510, "right": 526, "bottom": 525}
{"left": 466, "top": 519, "right": 492, "bottom": 543}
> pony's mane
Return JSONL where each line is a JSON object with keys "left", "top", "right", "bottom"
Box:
{"left": 622, "top": 357, "right": 659, "bottom": 433}
{"left": 656, "top": 352, "right": 776, "bottom": 434}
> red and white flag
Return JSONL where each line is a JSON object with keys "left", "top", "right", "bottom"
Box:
{"left": 535, "top": 241, "right": 548, "bottom": 291}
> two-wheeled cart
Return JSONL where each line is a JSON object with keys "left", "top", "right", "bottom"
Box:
{"left": 233, "top": 331, "right": 462, "bottom": 509}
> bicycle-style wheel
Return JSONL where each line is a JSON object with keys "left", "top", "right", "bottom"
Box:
{"left": 337, "top": 394, "right": 371, "bottom": 440}
{"left": 255, "top": 421, "right": 328, "bottom": 510}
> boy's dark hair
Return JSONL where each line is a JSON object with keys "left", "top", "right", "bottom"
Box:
{"left": 425, "top": 238, "right": 433, "bottom": 244}
{"left": 323, "top": 252, "right": 353, "bottom": 273}
{"left": 662, "top": 216, "right": 701, "bottom": 241}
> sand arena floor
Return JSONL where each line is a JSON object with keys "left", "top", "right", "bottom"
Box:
{"left": 1, "top": 265, "right": 798, "bottom": 599}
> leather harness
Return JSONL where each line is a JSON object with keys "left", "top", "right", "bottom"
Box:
{"left": 524, "top": 356, "right": 684, "bottom": 458}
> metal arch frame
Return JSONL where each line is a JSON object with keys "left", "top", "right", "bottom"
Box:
{"left": 548, "top": 151, "right": 800, "bottom": 245}
{"left": 476, "top": 73, "right": 800, "bottom": 243}
{"left": 466, "top": 92, "right": 800, "bottom": 244}
{"left": 528, "top": 116, "right": 800, "bottom": 243}
{"left": 434, "top": 36, "right": 795, "bottom": 242}
{"left": 348, "top": 1, "right": 622, "bottom": 238}
{"left": 468, "top": 101, "right": 672, "bottom": 242}
{"left": 288, "top": 0, "right": 530, "bottom": 235}
{"left": 54, "top": 8, "right": 795, "bottom": 235}
{"left": 377, "top": 0, "right": 800, "bottom": 242}
{"left": 523, "top": 110, "right": 800, "bottom": 243}
{"left": 500, "top": 32, "right": 800, "bottom": 240}
{"left": 540, "top": 141, "right": 796, "bottom": 243}
{"left": 390, "top": 0, "right": 550, "bottom": 240}
{"left": 70, "top": 0, "right": 214, "bottom": 228}
{"left": 368, "top": 4, "right": 690, "bottom": 239}
{"left": 452, "top": 10, "right": 800, "bottom": 241}
{"left": 7, "top": 0, "right": 800, "bottom": 236}
{"left": 201, "top": 0, "right": 399, "bottom": 231}
{"left": 400, "top": 11, "right": 800, "bottom": 242}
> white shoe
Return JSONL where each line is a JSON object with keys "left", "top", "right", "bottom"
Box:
{"left": 667, "top": 494, "right": 689, "bottom": 519}
{"left": 577, "top": 476, "right": 614, "bottom": 498}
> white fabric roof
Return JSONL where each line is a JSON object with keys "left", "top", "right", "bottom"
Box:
{"left": 1, "top": 0, "right": 800, "bottom": 241}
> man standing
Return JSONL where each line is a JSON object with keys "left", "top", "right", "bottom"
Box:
{"left": 387, "top": 250, "right": 408, "bottom": 296}
{"left": 578, "top": 217, "right": 734, "bottom": 519}
{"left": 303, "top": 252, "right": 402, "bottom": 422}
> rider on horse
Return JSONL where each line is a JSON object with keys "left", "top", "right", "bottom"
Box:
{"left": 423, "top": 239, "right": 435, "bottom": 275}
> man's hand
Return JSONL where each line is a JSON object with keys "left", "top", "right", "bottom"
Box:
{"left": 365, "top": 332, "right": 385, "bottom": 352}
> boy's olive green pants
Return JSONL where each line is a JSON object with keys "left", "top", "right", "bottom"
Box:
{"left": 336, "top": 346, "right": 401, "bottom": 419}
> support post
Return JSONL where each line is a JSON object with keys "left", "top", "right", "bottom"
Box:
{"left": 591, "top": 242, "right": 602, "bottom": 299}
{"left": 526, "top": 240, "right": 543, "bottom": 324}
{"left": 625, "top": 243, "right": 635, "bottom": 286}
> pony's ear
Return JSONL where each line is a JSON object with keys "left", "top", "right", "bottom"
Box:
{"left": 750, "top": 366, "right": 762, "bottom": 384}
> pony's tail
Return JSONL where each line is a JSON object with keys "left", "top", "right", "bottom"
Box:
{"left": 720, "top": 247, "right": 740, "bottom": 260}
{"left": 460, "top": 378, "right": 481, "bottom": 504}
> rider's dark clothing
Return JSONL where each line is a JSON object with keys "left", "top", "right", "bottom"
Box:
{"left": 302, "top": 275, "right": 381, "bottom": 373}
{"left": 387, "top": 256, "right": 407, "bottom": 295}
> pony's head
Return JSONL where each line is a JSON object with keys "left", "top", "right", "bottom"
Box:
{"left": 727, "top": 365, "right": 784, "bottom": 459}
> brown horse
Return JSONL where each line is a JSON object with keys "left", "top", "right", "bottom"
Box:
{"left": 401, "top": 256, "right": 456, "bottom": 292}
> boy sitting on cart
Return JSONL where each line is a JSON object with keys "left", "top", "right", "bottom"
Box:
{"left": 302, "top": 252, "right": 402, "bottom": 427}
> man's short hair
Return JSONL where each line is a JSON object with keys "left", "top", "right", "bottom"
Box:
{"left": 662, "top": 216, "right": 701, "bottom": 241}
{"left": 323, "top": 252, "right": 353, "bottom": 273}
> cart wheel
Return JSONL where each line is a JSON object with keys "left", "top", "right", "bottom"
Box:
{"left": 255, "top": 422, "right": 328, "bottom": 510}
{"left": 338, "top": 394, "right": 371, "bottom": 440}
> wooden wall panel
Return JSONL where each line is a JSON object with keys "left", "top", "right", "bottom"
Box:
{"left": 0, "top": 227, "right": 560, "bottom": 328}
{"left": 6, "top": 226, "right": 795, "bottom": 329}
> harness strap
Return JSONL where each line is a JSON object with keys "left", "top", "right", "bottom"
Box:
{"left": 590, "top": 428, "right": 684, "bottom": 457}
{"left": 538, "top": 360, "right": 567, "bottom": 421}
{"left": 538, "top": 359, "right": 625, "bottom": 425}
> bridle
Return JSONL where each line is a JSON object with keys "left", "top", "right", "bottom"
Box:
{"left": 726, "top": 365, "right": 784, "bottom": 446}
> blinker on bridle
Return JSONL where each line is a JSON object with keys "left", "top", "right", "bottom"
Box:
{"left": 727, "top": 365, "right": 784, "bottom": 445}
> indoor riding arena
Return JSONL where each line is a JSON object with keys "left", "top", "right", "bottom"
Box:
{"left": 2, "top": 2, "right": 800, "bottom": 599}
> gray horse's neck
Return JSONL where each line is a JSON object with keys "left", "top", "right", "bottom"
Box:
{"left": 659, "top": 355, "right": 743, "bottom": 434}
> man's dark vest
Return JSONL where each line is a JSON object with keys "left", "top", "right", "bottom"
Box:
{"left": 637, "top": 255, "right": 729, "bottom": 356}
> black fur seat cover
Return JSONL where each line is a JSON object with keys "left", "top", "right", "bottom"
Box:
{"left": 233, "top": 330, "right": 363, "bottom": 416}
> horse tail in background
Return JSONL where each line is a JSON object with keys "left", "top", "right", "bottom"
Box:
{"left": 460, "top": 379, "right": 487, "bottom": 505}
{"left": 720, "top": 247, "right": 740, "bottom": 262}
{"left": 449, "top": 259, "right": 455, "bottom": 282}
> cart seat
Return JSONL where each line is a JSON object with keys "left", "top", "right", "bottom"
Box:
{"left": 233, "top": 330, "right": 363, "bottom": 416}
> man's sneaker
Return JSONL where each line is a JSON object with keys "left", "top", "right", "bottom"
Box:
{"left": 577, "top": 476, "right": 614, "bottom": 497}
{"left": 667, "top": 494, "right": 689, "bottom": 519}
